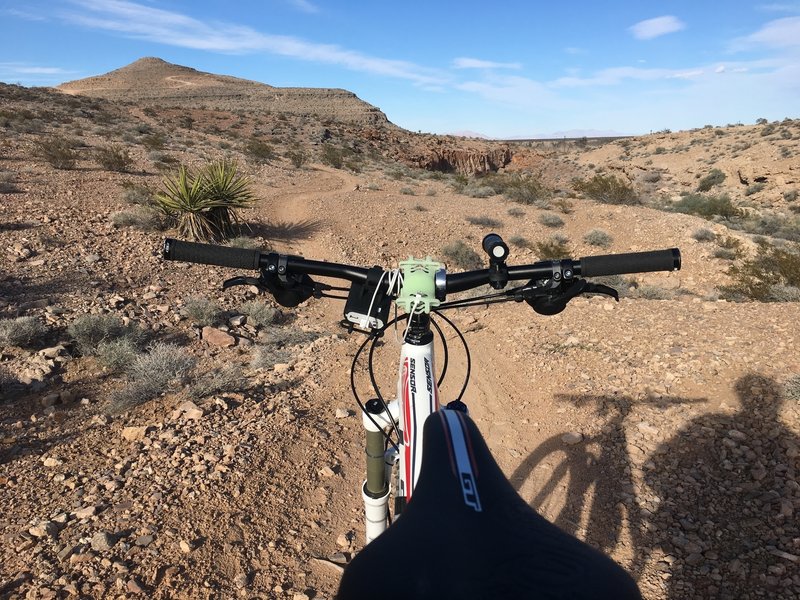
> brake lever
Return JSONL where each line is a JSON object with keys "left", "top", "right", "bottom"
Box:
{"left": 223, "top": 276, "right": 264, "bottom": 290}
{"left": 521, "top": 279, "right": 619, "bottom": 315}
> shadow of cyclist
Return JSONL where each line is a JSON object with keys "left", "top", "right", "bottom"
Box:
{"left": 510, "top": 393, "right": 704, "bottom": 578}
{"left": 642, "top": 374, "right": 800, "bottom": 599}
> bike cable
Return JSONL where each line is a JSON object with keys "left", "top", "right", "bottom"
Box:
{"left": 432, "top": 311, "right": 471, "bottom": 404}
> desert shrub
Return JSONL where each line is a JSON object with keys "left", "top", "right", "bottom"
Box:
{"left": 461, "top": 184, "right": 495, "bottom": 198}
{"left": 761, "top": 124, "right": 777, "bottom": 137}
{"left": 140, "top": 132, "right": 166, "bottom": 150}
{"left": 425, "top": 188, "right": 436, "bottom": 197}
{"left": 739, "top": 213, "right": 800, "bottom": 241}
{"left": 784, "top": 190, "right": 799, "bottom": 202}
{"left": 240, "top": 301, "right": 279, "bottom": 327}
{"left": 414, "top": 204, "right": 428, "bottom": 211}
{"left": 365, "top": 182, "right": 381, "bottom": 191}
{"left": 68, "top": 314, "right": 146, "bottom": 355}
{"left": 0, "top": 170, "right": 20, "bottom": 193}
{"left": 697, "top": 168, "right": 726, "bottom": 192}
{"left": 744, "top": 183, "right": 765, "bottom": 196}
{"left": 632, "top": 285, "right": 675, "bottom": 300}
{"left": 120, "top": 183, "right": 154, "bottom": 205}
{"left": 538, "top": 212, "right": 565, "bottom": 228}
{"left": 573, "top": 174, "right": 638, "bottom": 205}
{"left": 95, "top": 337, "right": 141, "bottom": 372}
{"left": 182, "top": 296, "right": 220, "bottom": 325}
{"left": 643, "top": 171, "right": 662, "bottom": 183}
{"left": 227, "top": 236, "right": 262, "bottom": 249}
{"left": 258, "top": 326, "right": 320, "bottom": 348}
{"left": 399, "top": 187, "right": 415, "bottom": 195}
{"left": 441, "top": 240, "right": 482, "bottom": 269}
{"left": 251, "top": 345, "right": 291, "bottom": 370}
{"left": 535, "top": 236, "right": 571, "bottom": 259}
{"left": 671, "top": 193, "right": 740, "bottom": 220}
{"left": 0, "top": 317, "right": 47, "bottom": 348}
{"left": 149, "top": 151, "right": 179, "bottom": 170}
{"left": 507, "top": 207, "right": 526, "bottom": 217}
{"left": 692, "top": 228, "right": 717, "bottom": 242}
{"left": 285, "top": 148, "right": 306, "bottom": 168}
{"left": 107, "top": 342, "right": 196, "bottom": 414}
{"left": 95, "top": 144, "right": 133, "bottom": 172}
{"left": 35, "top": 135, "right": 77, "bottom": 169}
{"left": 188, "top": 365, "right": 247, "bottom": 398}
{"left": 785, "top": 375, "right": 800, "bottom": 401}
{"left": 508, "top": 235, "right": 532, "bottom": 249}
{"left": 482, "top": 173, "right": 549, "bottom": 206}
{"left": 552, "top": 198, "right": 574, "bottom": 214}
{"left": 111, "top": 206, "right": 162, "bottom": 230}
{"left": 466, "top": 216, "right": 502, "bottom": 228}
{"left": 0, "top": 365, "right": 20, "bottom": 396}
{"left": 154, "top": 160, "right": 256, "bottom": 242}
{"left": 320, "top": 144, "right": 345, "bottom": 169}
{"left": 244, "top": 138, "right": 274, "bottom": 164}
{"left": 719, "top": 241, "right": 800, "bottom": 301}
{"left": 583, "top": 229, "right": 613, "bottom": 247}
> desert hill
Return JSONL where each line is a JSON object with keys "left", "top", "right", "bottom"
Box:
{"left": 1, "top": 64, "right": 799, "bottom": 600}
{"left": 58, "top": 57, "right": 390, "bottom": 127}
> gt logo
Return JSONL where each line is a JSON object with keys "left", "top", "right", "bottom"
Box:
{"left": 460, "top": 473, "right": 482, "bottom": 512}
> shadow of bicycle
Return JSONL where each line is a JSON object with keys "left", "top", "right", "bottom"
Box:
{"left": 510, "top": 392, "right": 706, "bottom": 576}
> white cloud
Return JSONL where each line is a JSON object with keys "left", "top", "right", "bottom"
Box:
{"left": 452, "top": 57, "right": 522, "bottom": 70}
{"left": 629, "top": 16, "right": 686, "bottom": 40}
{"left": 742, "top": 16, "right": 800, "bottom": 47}
{"left": 288, "top": 0, "right": 319, "bottom": 14}
{"left": 62, "top": 0, "right": 447, "bottom": 86}
{"left": 0, "top": 63, "right": 71, "bottom": 75}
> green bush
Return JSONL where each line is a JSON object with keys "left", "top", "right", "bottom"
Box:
{"left": 744, "top": 183, "right": 765, "bottom": 196}
{"left": 671, "top": 193, "right": 740, "bottom": 220}
{"left": 0, "top": 317, "right": 47, "bottom": 348}
{"left": 182, "top": 296, "right": 220, "bottom": 325}
{"left": 244, "top": 138, "right": 275, "bottom": 164}
{"left": 154, "top": 160, "right": 256, "bottom": 242}
{"left": 481, "top": 173, "right": 549, "bottom": 206}
{"left": 320, "top": 144, "right": 345, "bottom": 169}
{"left": 697, "top": 168, "right": 726, "bottom": 192}
{"left": 95, "top": 144, "right": 133, "bottom": 172}
{"left": 784, "top": 190, "right": 798, "bottom": 202}
{"left": 719, "top": 241, "right": 800, "bottom": 301}
{"left": 441, "top": 240, "right": 482, "bottom": 269}
{"left": 508, "top": 235, "right": 532, "bottom": 249}
{"left": 120, "top": 183, "right": 154, "bottom": 205}
{"left": 285, "top": 148, "right": 306, "bottom": 168}
{"left": 35, "top": 135, "right": 77, "bottom": 169}
{"left": 96, "top": 337, "right": 141, "bottom": 372}
{"left": 68, "top": 314, "right": 146, "bottom": 355}
{"left": 573, "top": 174, "right": 638, "bottom": 205}
{"left": 399, "top": 187, "right": 415, "bottom": 195}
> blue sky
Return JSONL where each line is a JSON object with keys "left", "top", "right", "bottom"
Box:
{"left": 1, "top": 1, "right": 799, "bottom": 137}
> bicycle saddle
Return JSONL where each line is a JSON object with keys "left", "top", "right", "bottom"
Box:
{"left": 337, "top": 409, "right": 642, "bottom": 599}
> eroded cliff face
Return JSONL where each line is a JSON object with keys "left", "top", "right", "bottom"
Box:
{"left": 412, "top": 146, "right": 513, "bottom": 175}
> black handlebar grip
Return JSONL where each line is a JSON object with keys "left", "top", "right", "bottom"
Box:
{"left": 163, "top": 238, "right": 262, "bottom": 270}
{"left": 579, "top": 248, "right": 681, "bottom": 277}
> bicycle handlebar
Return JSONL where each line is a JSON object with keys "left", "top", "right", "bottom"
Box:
{"left": 162, "top": 238, "right": 681, "bottom": 294}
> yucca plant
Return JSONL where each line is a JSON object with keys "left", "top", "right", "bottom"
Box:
{"left": 154, "top": 160, "right": 256, "bottom": 241}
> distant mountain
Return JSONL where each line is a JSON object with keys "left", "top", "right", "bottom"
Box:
{"left": 507, "top": 129, "right": 630, "bottom": 140}
{"left": 57, "top": 57, "right": 390, "bottom": 126}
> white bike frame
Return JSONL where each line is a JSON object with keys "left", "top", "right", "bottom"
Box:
{"left": 360, "top": 327, "right": 440, "bottom": 543}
